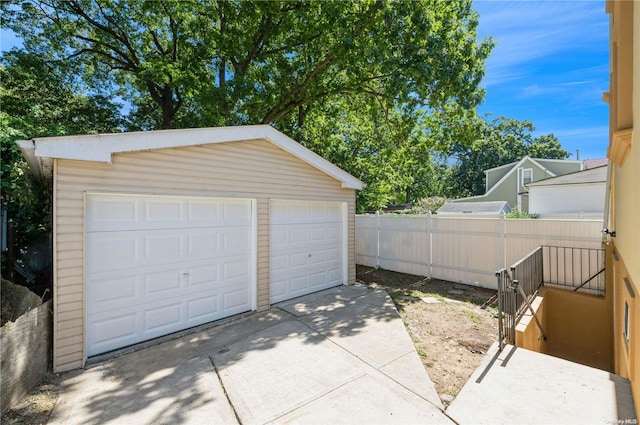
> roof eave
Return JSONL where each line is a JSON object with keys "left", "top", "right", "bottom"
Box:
{"left": 16, "top": 139, "right": 52, "bottom": 182}
{"left": 18, "top": 125, "right": 365, "bottom": 190}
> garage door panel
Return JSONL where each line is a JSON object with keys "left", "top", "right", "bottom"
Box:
{"left": 309, "top": 272, "right": 327, "bottom": 287}
{"left": 290, "top": 252, "right": 309, "bottom": 267}
{"left": 87, "top": 280, "right": 253, "bottom": 356}
{"left": 88, "top": 255, "right": 250, "bottom": 314}
{"left": 270, "top": 201, "right": 342, "bottom": 225}
{"left": 221, "top": 227, "right": 253, "bottom": 252}
{"left": 87, "top": 195, "right": 252, "bottom": 232}
{"left": 187, "top": 232, "right": 219, "bottom": 255}
{"left": 88, "top": 227, "right": 251, "bottom": 274}
{"left": 88, "top": 274, "right": 137, "bottom": 304}
{"left": 145, "top": 303, "right": 182, "bottom": 331}
{"left": 187, "top": 264, "right": 219, "bottom": 286}
{"left": 187, "top": 295, "right": 219, "bottom": 320}
{"left": 269, "top": 200, "right": 345, "bottom": 304}
{"left": 87, "top": 198, "right": 138, "bottom": 229}
{"left": 328, "top": 269, "right": 342, "bottom": 282}
{"left": 144, "top": 199, "right": 182, "bottom": 223}
{"left": 87, "top": 313, "right": 137, "bottom": 352}
{"left": 86, "top": 194, "right": 255, "bottom": 357}
{"left": 145, "top": 234, "right": 182, "bottom": 260}
{"left": 270, "top": 255, "right": 287, "bottom": 272}
{"left": 86, "top": 234, "right": 139, "bottom": 273}
{"left": 144, "top": 270, "right": 181, "bottom": 294}
{"left": 223, "top": 258, "right": 251, "bottom": 279}
{"left": 271, "top": 223, "right": 341, "bottom": 249}
{"left": 223, "top": 288, "right": 251, "bottom": 310}
{"left": 290, "top": 276, "right": 308, "bottom": 292}
{"left": 223, "top": 201, "right": 253, "bottom": 221}
{"left": 308, "top": 250, "right": 327, "bottom": 264}
{"left": 270, "top": 280, "right": 286, "bottom": 299}
{"left": 187, "top": 201, "right": 218, "bottom": 221}
{"left": 326, "top": 247, "right": 341, "bottom": 262}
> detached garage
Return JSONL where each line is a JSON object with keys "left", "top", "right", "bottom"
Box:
{"left": 17, "top": 125, "right": 363, "bottom": 372}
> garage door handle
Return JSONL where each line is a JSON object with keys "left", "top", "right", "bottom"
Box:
{"left": 183, "top": 273, "right": 190, "bottom": 277}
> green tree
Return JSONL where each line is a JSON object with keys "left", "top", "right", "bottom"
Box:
{"left": 3, "top": 0, "right": 494, "bottom": 214}
{"left": 446, "top": 116, "right": 570, "bottom": 197}
{"left": 291, "top": 95, "right": 467, "bottom": 212}
{"left": 5, "top": 0, "right": 493, "bottom": 131}
{"left": 0, "top": 50, "right": 122, "bottom": 287}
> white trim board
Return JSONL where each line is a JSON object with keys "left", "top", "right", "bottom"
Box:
{"left": 17, "top": 125, "right": 364, "bottom": 190}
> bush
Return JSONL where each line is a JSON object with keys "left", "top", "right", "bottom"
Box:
{"left": 505, "top": 209, "right": 538, "bottom": 219}
{"left": 393, "top": 197, "right": 447, "bottom": 215}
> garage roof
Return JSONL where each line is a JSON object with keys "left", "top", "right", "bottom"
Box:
{"left": 16, "top": 125, "right": 364, "bottom": 190}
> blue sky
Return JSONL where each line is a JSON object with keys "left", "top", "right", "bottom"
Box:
{"left": 473, "top": 0, "right": 609, "bottom": 160}
{"left": 1, "top": 2, "right": 610, "bottom": 159}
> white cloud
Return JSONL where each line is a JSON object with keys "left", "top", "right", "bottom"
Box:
{"left": 549, "top": 126, "right": 609, "bottom": 139}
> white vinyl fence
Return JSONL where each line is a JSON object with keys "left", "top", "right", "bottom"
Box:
{"left": 355, "top": 214, "right": 604, "bottom": 289}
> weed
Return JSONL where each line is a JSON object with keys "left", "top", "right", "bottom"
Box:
{"left": 461, "top": 309, "right": 483, "bottom": 324}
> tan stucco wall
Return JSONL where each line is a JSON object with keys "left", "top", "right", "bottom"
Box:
{"left": 613, "top": 1, "right": 640, "bottom": 286}
{"left": 609, "top": 0, "right": 639, "bottom": 411}
{"left": 515, "top": 289, "right": 548, "bottom": 353}
{"left": 544, "top": 288, "right": 613, "bottom": 372}
{"left": 52, "top": 139, "right": 357, "bottom": 372}
{"left": 515, "top": 287, "right": 613, "bottom": 372}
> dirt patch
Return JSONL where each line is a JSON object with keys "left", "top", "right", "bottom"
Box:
{"left": 1, "top": 373, "right": 59, "bottom": 425}
{"left": 356, "top": 265, "right": 498, "bottom": 407}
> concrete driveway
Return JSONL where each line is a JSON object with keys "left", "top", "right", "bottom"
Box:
{"left": 48, "top": 285, "right": 454, "bottom": 425}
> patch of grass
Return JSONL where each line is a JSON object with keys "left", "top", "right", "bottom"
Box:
{"left": 461, "top": 309, "right": 483, "bottom": 324}
{"left": 417, "top": 349, "right": 428, "bottom": 358}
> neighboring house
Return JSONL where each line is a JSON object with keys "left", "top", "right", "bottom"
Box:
{"left": 583, "top": 157, "right": 609, "bottom": 169}
{"left": 527, "top": 165, "right": 607, "bottom": 219}
{"left": 605, "top": 0, "right": 639, "bottom": 411}
{"left": 437, "top": 201, "right": 510, "bottom": 216}
{"left": 17, "top": 125, "right": 364, "bottom": 372}
{"left": 451, "top": 156, "right": 582, "bottom": 213}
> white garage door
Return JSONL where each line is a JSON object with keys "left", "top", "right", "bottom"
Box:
{"left": 85, "top": 194, "right": 255, "bottom": 356}
{"left": 269, "top": 200, "right": 346, "bottom": 304}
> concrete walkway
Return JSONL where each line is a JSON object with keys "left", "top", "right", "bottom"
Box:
{"left": 447, "top": 342, "right": 637, "bottom": 425}
{"left": 48, "top": 285, "right": 452, "bottom": 425}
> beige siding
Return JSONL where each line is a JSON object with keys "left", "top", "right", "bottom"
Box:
{"left": 53, "top": 139, "right": 356, "bottom": 372}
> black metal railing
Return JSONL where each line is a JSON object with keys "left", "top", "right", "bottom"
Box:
{"left": 511, "top": 247, "right": 544, "bottom": 318}
{"left": 542, "top": 246, "right": 605, "bottom": 296}
{"left": 496, "top": 268, "right": 515, "bottom": 350}
{"left": 496, "top": 245, "right": 605, "bottom": 349}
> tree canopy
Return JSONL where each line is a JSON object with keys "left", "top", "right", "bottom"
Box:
{"left": 1, "top": 50, "right": 122, "bottom": 284}
{"left": 446, "top": 116, "right": 571, "bottom": 198}
{"left": 3, "top": 0, "right": 496, "bottom": 213}
{"left": 5, "top": 0, "right": 493, "bottom": 131}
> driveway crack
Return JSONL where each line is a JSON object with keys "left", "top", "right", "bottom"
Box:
{"left": 209, "top": 355, "right": 243, "bottom": 425}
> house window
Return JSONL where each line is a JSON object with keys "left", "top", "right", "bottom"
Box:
{"left": 624, "top": 301, "right": 630, "bottom": 346}
{"left": 521, "top": 168, "right": 533, "bottom": 186}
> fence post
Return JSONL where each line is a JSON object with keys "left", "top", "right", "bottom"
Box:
{"left": 497, "top": 270, "right": 504, "bottom": 351}
{"left": 427, "top": 211, "right": 433, "bottom": 279}
{"left": 375, "top": 210, "right": 380, "bottom": 269}
{"left": 500, "top": 212, "right": 506, "bottom": 269}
